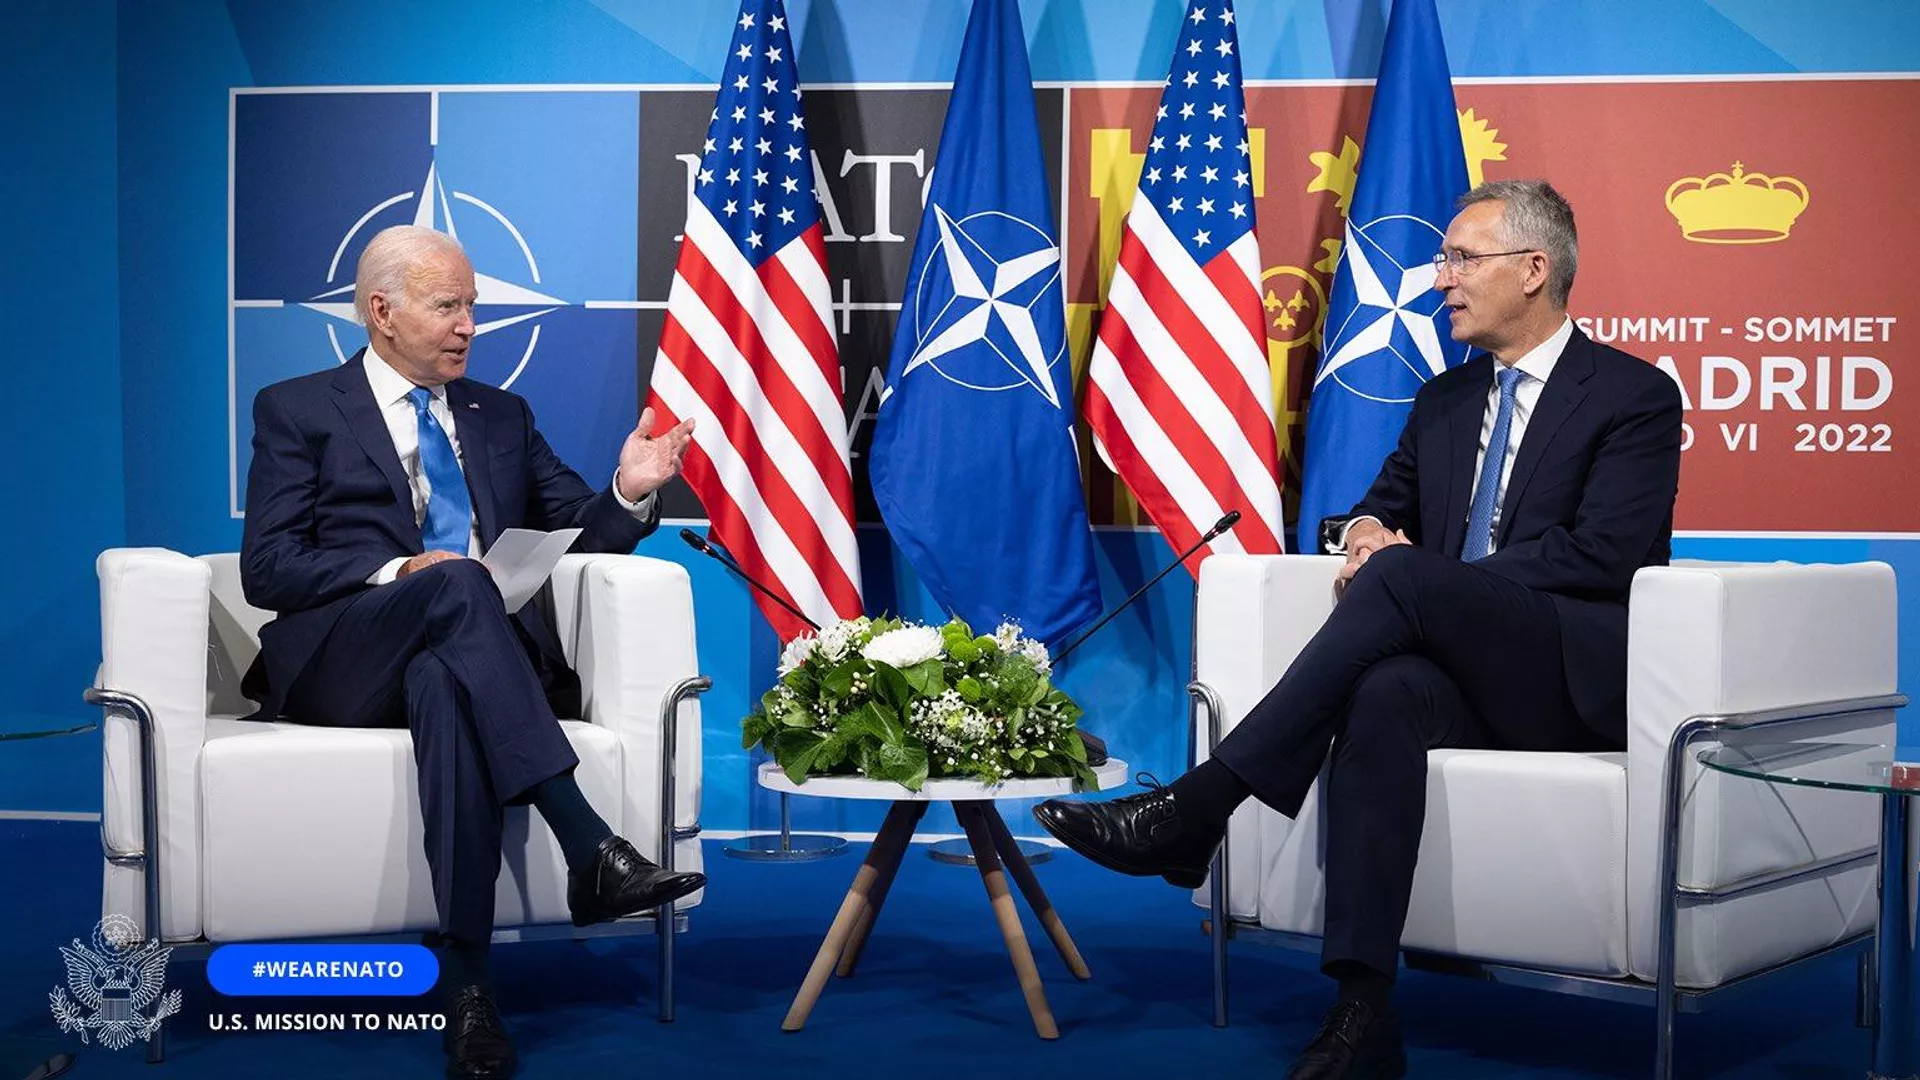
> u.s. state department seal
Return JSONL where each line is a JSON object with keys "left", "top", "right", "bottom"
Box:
{"left": 49, "top": 914, "right": 181, "bottom": 1050}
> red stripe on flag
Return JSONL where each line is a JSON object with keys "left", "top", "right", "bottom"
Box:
{"left": 1117, "top": 240, "right": 1282, "bottom": 488}
{"left": 657, "top": 311, "right": 864, "bottom": 620}
{"left": 1083, "top": 379, "right": 1209, "bottom": 573}
{"left": 675, "top": 241, "right": 853, "bottom": 501}
{"left": 1201, "top": 248, "right": 1267, "bottom": 351}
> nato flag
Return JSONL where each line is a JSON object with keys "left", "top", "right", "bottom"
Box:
{"left": 867, "top": 0, "right": 1100, "bottom": 647}
{"left": 1296, "top": 0, "right": 1472, "bottom": 553}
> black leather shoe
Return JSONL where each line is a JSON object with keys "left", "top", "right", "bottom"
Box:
{"left": 1032, "top": 781, "right": 1218, "bottom": 888}
{"left": 567, "top": 835, "right": 706, "bottom": 927}
{"left": 1285, "top": 1000, "right": 1406, "bottom": 1080}
{"left": 443, "top": 984, "right": 515, "bottom": 1080}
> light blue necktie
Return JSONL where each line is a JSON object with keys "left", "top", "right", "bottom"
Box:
{"left": 1462, "top": 366, "right": 1523, "bottom": 562}
{"left": 407, "top": 387, "right": 473, "bottom": 555}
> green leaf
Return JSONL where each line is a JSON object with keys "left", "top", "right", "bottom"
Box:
{"left": 776, "top": 727, "right": 829, "bottom": 785}
{"left": 843, "top": 700, "right": 902, "bottom": 745}
{"left": 1064, "top": 729, "right": 1089, "bottom": 763}
{"left": 869, "top": 661, "right": 914, "bottom": 714}
{"left": 871, "top": 740, "right": 930, "bottom": 791}
{"left": 1021, "top": 675, "right": 1049, "bottom": 707}
{"left": 814, "top": 729, "right": 857, "bottom": 770}
{"left": 901, "top": 658, "right": 946, "bottom": 697}
{"left": 821, "top": 664, "right": 855, "bottom": 697}
{"left": 785, "top": 666, "right": 819, "bottom": 696}
{"left": 1073, "top": 760, "right": 1101, "bottom": 792}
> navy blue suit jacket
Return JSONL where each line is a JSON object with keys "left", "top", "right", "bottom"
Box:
{"left": 239, "top": 350, "right": 657, "bottom": 720}
{"left": 1337, "top": 328, "right": 1684, "bottom": 743}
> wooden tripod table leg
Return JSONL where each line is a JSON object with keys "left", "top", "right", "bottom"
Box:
{"left": 782, "top": 800, "right": 923, "bottom": 1031}
{"left": 983, "top": 805, "right": 1090, "bottom": 979}
{"left": 956, "top": 801, "right": 1059, "bottom": 1039}
{"left": 836, "top": 802, "right": 927, "bottom": 977}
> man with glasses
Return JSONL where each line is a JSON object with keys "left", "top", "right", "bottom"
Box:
{"left": 1037, "top": 180, "right": 1683, "bottom": 1080}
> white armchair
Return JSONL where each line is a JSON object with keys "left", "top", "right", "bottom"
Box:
{"left": 87, "top": 548, "right": 707, "bottom": 1057}
{"left": 1189, "top": 555, "right": 1903, "bottom": 1079}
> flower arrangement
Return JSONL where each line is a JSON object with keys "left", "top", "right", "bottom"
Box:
{"left": 741, "top": 616, "right": 1098, "bottom": 792}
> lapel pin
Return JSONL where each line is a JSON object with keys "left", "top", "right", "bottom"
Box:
{"left": 467, "top": 403, "right": 480, "bottom": 410}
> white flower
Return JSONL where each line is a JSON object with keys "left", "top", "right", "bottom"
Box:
{"left": 993, "top": 620, "right": 1052, "bottom": 674}
{"left": 861, "top": 625, "right": 944, "bottom": 669}
{"left": 777, "top": 634, "right": 818, "bottom": 675}
{"left": 814, "top": 616, "right": 870, "bottom": 664}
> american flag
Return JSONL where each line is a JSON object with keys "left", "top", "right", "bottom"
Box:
{"left": 647, "top": 0, "right": 863, "bottom": 639}
{"left": 1083, "top": 0, "right": 1286, "bottom": 571}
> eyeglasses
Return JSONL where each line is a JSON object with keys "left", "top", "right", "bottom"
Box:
{"left": 1430, "top": 249, "right": 1536, "bottom": 276}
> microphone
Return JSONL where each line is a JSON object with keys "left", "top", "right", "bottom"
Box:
{"left": 1051, "top": 510, "right": 1243, "bottom": 666}
{"left": 678, "top": 528, "right": 821, "bottom": 633}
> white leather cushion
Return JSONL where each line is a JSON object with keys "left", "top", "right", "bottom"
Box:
{"left": 198, "top": 718, "right": 677, "bottom": 942}
{"left": 98, "top": 548, "right": 213, "bottom": 943}
{"left": 563, "top": 555, "right": 705, "bottom": 876}
{"left": 1252, "top": 749, "right": 1630, "bottom": 977}
{"left": 1193, "top": 555, "right": 1342, "bottom": 921}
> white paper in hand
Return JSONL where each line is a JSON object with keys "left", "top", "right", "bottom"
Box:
{"left": 480, "top": 528, "right": 584, "bottom": 612}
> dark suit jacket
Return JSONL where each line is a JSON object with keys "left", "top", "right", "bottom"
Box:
{"left": 238, "top": 350, "right": 657, "bottom": 721}
{"left": 1330, "top": 327, "right": 1684, "bottom": 743}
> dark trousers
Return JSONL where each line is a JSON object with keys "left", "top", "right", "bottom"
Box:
{"left": 277, "top": 559, "right": 579, "bottom": 947}
{"left": 1211, "top": 545, "right": 1615, "bottom": 979}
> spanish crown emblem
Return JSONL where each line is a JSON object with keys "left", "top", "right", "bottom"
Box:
{"left": 1663, "top": 161, "right": 1809, "bottom": 245}
{"left": 48, "top": 914, "right": 181, "bottom": 1050}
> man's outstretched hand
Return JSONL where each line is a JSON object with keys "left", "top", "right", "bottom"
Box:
{"left": 617, "top": 407, "right": 696, "bottom": 503}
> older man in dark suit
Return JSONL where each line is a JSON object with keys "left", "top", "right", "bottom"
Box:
{"left": 240, "top": 225, "right": 704, "bottom": 1080}
{"left": 1037, "top": 180, "right": 1684, "bottom": 1080}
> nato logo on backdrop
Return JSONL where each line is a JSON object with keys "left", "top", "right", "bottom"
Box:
{"left": 229, "top": 90, "right": 644, "bottom": 515}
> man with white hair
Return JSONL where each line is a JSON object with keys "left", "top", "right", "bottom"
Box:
{"left": 1038, "top": 180, "right": 1684, "bottom": 1079}
{"left": 240, "top": 225, "right": 702, "bottom": 1080}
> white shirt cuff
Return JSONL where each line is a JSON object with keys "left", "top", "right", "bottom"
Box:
{"left": 611, "top": 470, "right": 658, "bottom": 517}
{"left": 1332, "top": 516, "right": 1383, "bottom": 554}
{"left": 370, "top": 557, "right": 408, "bottom": 585}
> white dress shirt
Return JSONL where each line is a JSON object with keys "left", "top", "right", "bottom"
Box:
{"left": 363, "top": 346, "right": 654, "bottom": 584}
{"left": 1464, "top": 315, "right": 1572, "bottom": 554}
{"left": 1336, "top": 316, "right": 1572, "bottom": 556}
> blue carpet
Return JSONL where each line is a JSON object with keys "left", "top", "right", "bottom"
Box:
{"left": 0, "top": 819, "right": 1865, "bottom": 1078}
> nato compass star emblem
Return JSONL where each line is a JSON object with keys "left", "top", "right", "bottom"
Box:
{"left": 291, "top": 160, "right": 567, "bottom": 389}
{"left": 894, "top": 205, "right": 1067, "bottom": 407}
{"left": 1317, "top": 213, "right": 1470, "bottom": 403}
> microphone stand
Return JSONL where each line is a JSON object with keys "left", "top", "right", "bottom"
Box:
{"left": 929, "top": 511, "right": 1243, "bottom": 870}
{"left": 679, "top": 529, "right": 847, "bottom": 863}
{"left": 1054, "top": 510, "right": 1242, "bottom": 667}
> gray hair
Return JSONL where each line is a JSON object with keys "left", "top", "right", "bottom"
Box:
{"left": 352, "top": 225, "right": 467, "bottom": 326}
{"left": 1458, "top": 179, "right": 1578, "bottom": 307}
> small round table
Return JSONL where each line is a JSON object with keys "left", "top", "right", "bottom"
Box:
{"left": 762, "top": 758, "right": 1128, "bottom": 1039}
{"left": 1698, "top": 741, "right": 1920, "bottom": 1080}
{"left": 1, "top": 719, "right": 96, "bottom": 1080}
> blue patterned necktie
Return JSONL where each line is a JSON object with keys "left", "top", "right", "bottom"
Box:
{"left": 407, "top": 387, "right": 473, "bottom": 555}
{"left": 1462, "top": 366, "right": 1523, "bottom": 562}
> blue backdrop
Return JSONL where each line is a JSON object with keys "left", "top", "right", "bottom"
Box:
{"left": 5, "top": 0, "right": 1918, "bottom": 835}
